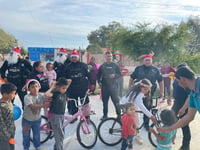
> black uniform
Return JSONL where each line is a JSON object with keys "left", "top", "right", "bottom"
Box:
{"left": 130, "top": 65, "right": 163, "bottom": 129}
{"left": 53, "top": 59, "right": 71, "bottom": 80}
{"left": 1, "top": 58, "right": 32, "bottom": 108}
{"left": 97, "top": 62, "right": 122, "bottom": 118}
{"left": 172, "top": 79, "right": 191, "bottom": 148}
{"left": 64, "top": 61, "right": 94, "bottom": 115}
{"left": 28, "top": 70, "right": 49, "bottom": 92}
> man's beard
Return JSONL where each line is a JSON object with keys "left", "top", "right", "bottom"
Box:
{"left": 55, "top": 55, "right": 67, "bottom": 64}
{"left": 7, "top": 53, "right": 19, "bottom": 64}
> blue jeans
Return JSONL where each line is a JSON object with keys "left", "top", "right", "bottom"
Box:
{"left": 22, "top": 118, "right": 41, "bottom": 149}
{"left": 121, "top": 135, "right": 134, "bottom": 150}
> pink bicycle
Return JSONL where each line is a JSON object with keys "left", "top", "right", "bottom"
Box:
{"left": 35, "top": 93, "right": 98, "bottom": 149}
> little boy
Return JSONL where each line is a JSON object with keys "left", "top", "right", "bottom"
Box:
{"left": 0, "top": 83, "right": 17, "bottom": 150}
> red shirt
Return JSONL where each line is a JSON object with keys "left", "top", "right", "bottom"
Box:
{"left": 160, "top": 67, "right": 176, "bottom": 83}
{"left": 121, "top": 113, "right": 136, "bottom": 138}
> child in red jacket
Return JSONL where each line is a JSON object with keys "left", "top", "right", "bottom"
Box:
{"left": 121, "top": 103, "right": 137, "bottom": 150}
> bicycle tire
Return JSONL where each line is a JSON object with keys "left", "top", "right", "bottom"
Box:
{"left": 98, "top": 117, "right": 122, "bottom": 146}
{"left": 30, "top": 116, "right": 52, "bottom": 144}
{"left": 148, "top": 120, "right": 162, "bottom": 147}
{"left": 76, "top": 119, "right": 97, "bottom": 149}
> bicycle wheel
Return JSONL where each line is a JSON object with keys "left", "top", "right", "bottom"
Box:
{"left": 98, "top": 118, "right": 122, "bottom": 146}
{"left": 148, "top": 120, "right": 162, "bottom": 147}
{"left": 31, "top": 116, "right": 53, "bottom": 144}
{"left": 76, "top": 119, "right": 97, "bottom": 149}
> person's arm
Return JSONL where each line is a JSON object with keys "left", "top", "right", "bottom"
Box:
{"left": 0, "top": 61, "right": 8, "bottom": 81}
{"left": 135, "top": 94, "right": 153, "bottom": 118}
{"left": 0, "top": 105, "right": 13, "bottom": 141}
{"left": 97, "top": 65, "right": 102, "bottom": 87}
{"left": 149, "top": 128, "right": 165, "bottom": 141}
{"left": 178, "top": 96, "right": 189, "bottom": 117}
{"left": 158, "top": 80, "right": 164, "bottom": 98}
{"left": 157, "top": 107, "right": 197, "bottom": 133}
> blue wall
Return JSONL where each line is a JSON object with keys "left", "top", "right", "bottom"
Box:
{"left": 28, "top": 47, "right": 54, "bottom": 61}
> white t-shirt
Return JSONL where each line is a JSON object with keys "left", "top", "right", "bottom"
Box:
{"left": 134, "top": 92, "right": 153, "bottom": 118}
{"left": 23, "top": 93, "right": 47, "bottom": 121}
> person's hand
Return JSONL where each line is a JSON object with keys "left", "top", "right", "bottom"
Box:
{"left": 90, "top": 84, "right": 95, "bottom": 91}
{"left": 149, "top": 127, "right": 154, "bottom": 133}
{"left": 157, "top": 126, "right": 171, "bottom": 133}
{"left": 109, "top": 74, "right": 115, "bottom": 78}
{"left": 150, "top": 116, "right": 157, "bottom": 124}
{"left": 43, "top": 103, "right": 50, "bottom": 108}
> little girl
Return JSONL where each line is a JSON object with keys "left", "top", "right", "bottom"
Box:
{"left": 149, "top": 109, "right": 177, "bottom": 150}
{"left": 22, "top": 79, "right": 53, "bottom": 150}
{"left": 121, "top": 78, "right": 157, "bottom": 144}
{"left": 121, "top": 103, "right": 137, "bottom": 150}
{"left": 44, "top": 62, "right": 57, "bottom": 86}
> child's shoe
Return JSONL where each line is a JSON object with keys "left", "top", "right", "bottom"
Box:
{"left": 135, "top": 134, "right": 143, "bottom": 145}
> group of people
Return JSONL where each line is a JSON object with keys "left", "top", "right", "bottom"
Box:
{"left": 0, "top": 46, "right": 199, "bottom": 150}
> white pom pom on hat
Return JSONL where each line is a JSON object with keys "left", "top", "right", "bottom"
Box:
{"left": 26, "top": 79, "right": 41, "bottom": 89}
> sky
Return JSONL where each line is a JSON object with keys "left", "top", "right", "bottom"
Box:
{"left": 0, "top": 0, "right": 200, "bottom": 49}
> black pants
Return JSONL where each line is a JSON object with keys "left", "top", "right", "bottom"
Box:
{"left": 101, "top": 85, "right": 121, "bottom": 117}
{"left": 67, "top": 89, "right": 89, "bottom": 115}
{"left": 172, "top": 104, "right": 191, "bottom": 147}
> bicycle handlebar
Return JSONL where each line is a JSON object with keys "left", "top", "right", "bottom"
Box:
{"left": 68, "top": 92, "right": 91, "bottom": 108}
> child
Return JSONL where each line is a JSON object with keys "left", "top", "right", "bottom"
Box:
{"left": 122, "top": 78, "right": 157, "bottom": 144}
{"left": 121, "top": 103, "right": 137, "bottom": 150}
{"left": 49, "top": 77, "right": 71, "bottom": 150}
{"left": 22, "top": 79, "right": 53, "bottom": 150}
{"left": 44, "top": 62, "right": 57, "bottom": 87}
{"left": 149, "top": 109, "right": 177, "bottom": 150}
{"left": 0, "top": 83, "right": 17, "bottom": 150}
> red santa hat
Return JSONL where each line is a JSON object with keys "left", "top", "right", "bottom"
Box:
{"left": 142, "top": 54, "right": 152, "bottom": 59}
{"left": 11, "top": 47, "right": 21, "bottom": 55}
{"left": 58, "top": 48, "right": 67, "bottom": 55}
{"left": 70, "top": 49, "right": 79, "bottom": 58}
{"left": 26, "top": 79, "right": 41, "bottom": 89}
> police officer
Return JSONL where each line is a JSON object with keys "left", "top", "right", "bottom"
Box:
{"left": 64, "top": 49, "right": 94, "bottom": 120}
{"left": 53, "top": 48, "right": 71, "bottom": 80}
{"left": 129, "top": 54, "right": 164, "bottom": 130}
{"left": 1, "top": 47, "right": 32, "bottom": 109}
{"left": 97, "top": 51, "right": 122, "bottom": 120}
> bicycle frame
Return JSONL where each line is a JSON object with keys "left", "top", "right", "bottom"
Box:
{"left": 41, "top": 93, "right": 92, "bottom": 134}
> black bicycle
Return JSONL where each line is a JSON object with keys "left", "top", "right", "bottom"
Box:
{"left": 97, "top": 97, "right": 161, "bottom": 147}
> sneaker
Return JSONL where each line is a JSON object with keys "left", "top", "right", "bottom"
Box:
{"left": 179, "top": 145, "right": 190, "bottom": 150}
{"left": 100, "top": 115, "right": 107, "bottom": 121}
{"left": 160, "top": 99, "right": 165, "bottom": 103}
{"left": 135, "top": 134, "right": 143, "bottom": 145}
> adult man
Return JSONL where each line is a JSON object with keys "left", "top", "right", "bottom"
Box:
{"left": 129, "top": 54, "right": 164, "bottom": 130}
{"left": 172, "top": 64, "right": 191, "bottom": 150}
{"left": 158, "top": 66, "right": 198, "bottom": 149}
{"left": 1, "top": 47, "right": 32, "bottom": 109}
{"left": 53, "top": 48, "right": 71, "bottom": 80}
{"left": 64, "top": 49, "right": 94, "bottom": 119}
{"left": 97, "top": 51, "right": 122, "bottom": 120}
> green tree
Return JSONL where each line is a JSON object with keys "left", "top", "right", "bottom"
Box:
{"left": 86, "top": 43, "right": 102, "bottom": 54}
{"left": 0, "top": 28, "right": 18, "bottom": 53}
{"left": 87, "top": 21, "right": 123, "bottom": 52}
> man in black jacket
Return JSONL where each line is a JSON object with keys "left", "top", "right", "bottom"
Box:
{"left": 64, "top": 49, "right": 94, "bottom": 119}
{"left": 97, "top": 51, "right": 122, "bottom": 120}
{"left": 1, "top": 47, "right": 32, "bottom": 109}
{"left": 54, "top": 48, "right": 71, "bottom": 80}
